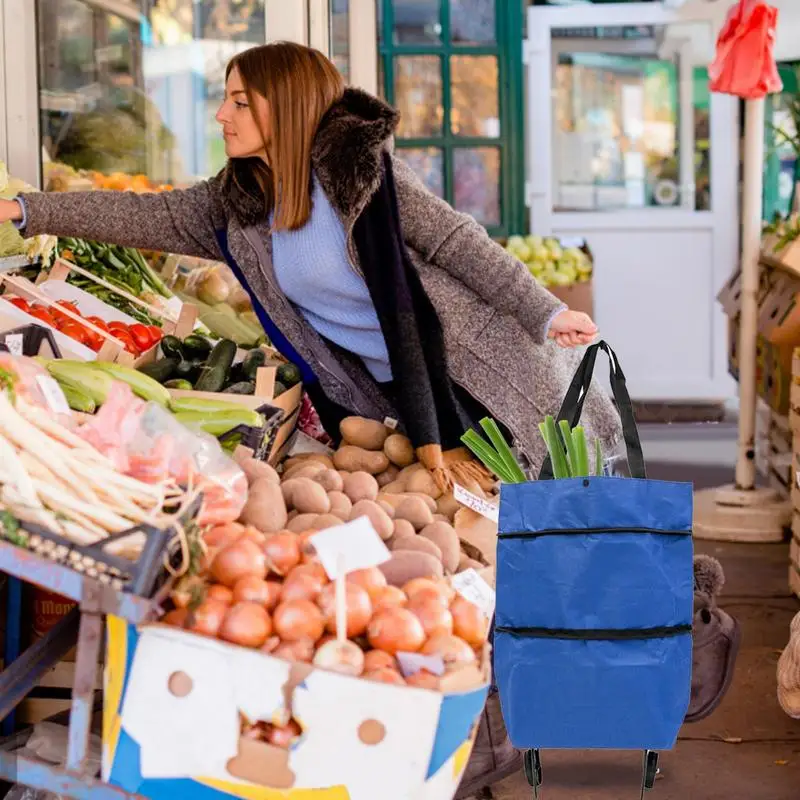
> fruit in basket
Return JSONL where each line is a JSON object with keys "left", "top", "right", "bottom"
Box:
{"left": 504, "top": 234, "right": 593, "bottom": 288}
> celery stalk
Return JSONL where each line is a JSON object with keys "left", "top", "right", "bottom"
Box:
{"left": 573, "top": 426, "right": 589, "bottom": 476}
{"left": 478, "top": 417, "right": 527, "bottom": 483}
{"left": 558, "top": 420, "right": 578, "bottom": 478}
{"left": 594, "top": 438, "right": 603, "bottom": 476}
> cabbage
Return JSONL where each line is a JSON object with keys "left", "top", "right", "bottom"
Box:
{"left": 0, "top": 221, "right": 25, "bottom": 257}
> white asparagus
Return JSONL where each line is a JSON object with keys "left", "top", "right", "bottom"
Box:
{"left": 2, "top": 486, "right": 65, "bottom": 533}
{"left": 16, "top": 399, "right": 96, "bottom": 451}
{"left": 0, "top": 434, "right": 41, "bottom": 507}
{"left": 18, "top": 450, "right": 73, "bottom": 495}
{"left": 60, "top": 521, "right": 107, "bottom": 546}
{"left": 32, "top": 480, "right": 135, "bottom": 531}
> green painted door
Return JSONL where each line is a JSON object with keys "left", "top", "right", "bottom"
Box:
{"left": 378, "top": 0, "right": 524, "bottom": 237}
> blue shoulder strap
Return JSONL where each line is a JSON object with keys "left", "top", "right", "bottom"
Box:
{"left": 213, "top": 229, "right": 318, "bottom": 385}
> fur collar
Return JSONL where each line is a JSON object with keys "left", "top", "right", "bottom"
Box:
{"left": 218, "top": 88, "right": 399, "bottom": 228}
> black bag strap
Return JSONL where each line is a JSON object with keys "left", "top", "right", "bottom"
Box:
{"left": 539, "top": 341, "right": 646, "bottom": 480}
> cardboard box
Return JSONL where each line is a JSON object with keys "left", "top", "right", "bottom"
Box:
{"left": 102, "top": 618, "right": 488, "bottom": 800}
{"left": 548, "top": 279, "right": 594, "bottom": 318}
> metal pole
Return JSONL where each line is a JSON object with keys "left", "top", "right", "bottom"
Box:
{"left": 734, "top": 97, "right": 766, "bottom": 491}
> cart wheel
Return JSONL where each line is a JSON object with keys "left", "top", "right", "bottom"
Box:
{"left": 523, "top": 749, "right": 543, "bottom": 795}
{"left": 639, "top": 750, "right": 659, "bottom": 797}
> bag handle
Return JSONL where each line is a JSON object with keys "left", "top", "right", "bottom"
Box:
{"left": 538, "top": 341, "right": 646, "bottom": 480}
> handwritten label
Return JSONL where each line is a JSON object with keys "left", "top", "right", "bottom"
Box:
{"left": 5, "top": 334, "right": 23, "bottom": 356}
{"left": 396, "top": 652, "right": 445, "bottom": 678}
{"left": 36, "top": 375, "right": 70, "bottom": 415}
{"left": 310, "top": 517, "right": 391, "bottom": 580}
{"left": 452, "top": 568, "right": 496, "bottom": 619}
{"left": 453, "top": 483, "right": 499, "bottom": 523}
{"left": 383, "top": 417, "right": 399, "bottom": 430}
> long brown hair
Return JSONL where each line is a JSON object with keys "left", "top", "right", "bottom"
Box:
{"left": 226, "top": 42, "right": 344, "bottom": 231}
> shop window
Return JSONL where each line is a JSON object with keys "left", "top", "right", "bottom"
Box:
{"left": 379, "top": 0, "right": 523, "bottom": 236}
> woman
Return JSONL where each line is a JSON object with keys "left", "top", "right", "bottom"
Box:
{"left": 1, "top": 42, "right": 620, "bottom": 793}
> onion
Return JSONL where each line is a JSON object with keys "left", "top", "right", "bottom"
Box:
{"left": 363, "top": 649, "right": 398, "bottom": 673}
{"left": 162, "top": 608, "right": 188, "bottom": 628}
{"left": 186, "top": 599, "right": 228, "bottom": 638}
{"left": 211, "top": 539, "right": 267, "bottom": 587}
{"left": 297, "top": 530, "right": 319, "bottom": 562}
{"left": 367, "top": 607, "right": 426, "bottom": 654}
{"left": 260, "top": 636, "right": 281, "bottom": 654}
{"left": 204, "top": 522, "right": 245, "bottom": 549}
{"left": 403, "top": 578, "right": 452, "bottom": 607}
{"left": 218, "top": 601, "right": 272, "bottom": 648}
{"left": 271, "top": 637, "right": 316, "bottom": 662}
{"left": 170, "top": 576, "right": 205, "bottom": 609}
{"left": 233, "top": 575, "right": 280, "bottom": 608}
{"left": 408, "top": 595, "right": 454, "bottom": 638}
{"left": 317, "top": 582, "right": 372, "bottom": 638}
{"left": 263, "top": 531, "right": 301, "bottom": 576}
{"left": 281, "top": 567, "right": 326, "bottom": 602}
{"left": 347, "top": 567, "right": 387, "bottom": 601}
{"left": 406, "top": 670, "right": 441, "bottom": 690}
{"left": 207, "top": 584, "right": 234, "bottom": 605}
{"left": 450, "top": 594, "right": 489, "bottom": 648}
{"left": 371, "top": 585, "right": 408, "bottom": 611}
{"left": 421, "top": 634, "right": 476, "bottom": 669}
{"left": 240, "top": 526, "right": 267, "bottom": 547}
{"left": 273, "top": 599, "right": 325, "bottom": 642}
{"left": 364, "top": 667, "right": 406, "bottom": 686}
{"left": 313, "top": 639, "right": 365, "bottom": 676}
{"left": 266, "top": 719, "right": 302, "bottom": 749}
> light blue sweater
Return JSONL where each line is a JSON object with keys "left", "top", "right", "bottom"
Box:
{"left": 271, "top": 175, "right": 392, "bottom": 382}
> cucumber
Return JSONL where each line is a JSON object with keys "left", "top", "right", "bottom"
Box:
{"left": 138, "top": 357, "right": 178, "bottom": 384}
{"left": 241, "top": 348, "right": 267, "bottom": 381}
{"left": 182, "top": 333, "right": 214, "bottom": 360}
{"left": 164, "top": 379, "right": 193, "bottom": 390}
{"left": 194, "top": 339, "right": 237, "bottom": 393}
{"left": 174, "top": 359, "right": 202, "bottom": 382}
{"left": 159, "top": 335, "right": 184, "bottom": 360}
{"left": 276, "top": 362, "right": 302, "bottom": 388}
{"left": 61, "top": 383, "right": 96, "bottom": 414}
{"left": 222, "top": 381, "right": 256, "bottom": 395}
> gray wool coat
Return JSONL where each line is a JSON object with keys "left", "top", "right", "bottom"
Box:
{"left": 21, "top": 88, "right": 622, "bottom": 473}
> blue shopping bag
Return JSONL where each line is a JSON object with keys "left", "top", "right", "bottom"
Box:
{"left": 494, "top": 342, "right": 694, "bottom": 751}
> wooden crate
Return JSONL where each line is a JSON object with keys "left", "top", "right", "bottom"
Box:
{"left": 18, "top": 660, "right": 102, "bottom": 725}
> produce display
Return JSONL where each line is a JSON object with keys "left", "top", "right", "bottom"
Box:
{"left": 1, "top": 295, "right": 163, "bottom": 356}
{"left": 503, "top": 234, "right": 593, "bottom": 288}
{"left": 45, "top": 162, "right": 174, "bottom": 194}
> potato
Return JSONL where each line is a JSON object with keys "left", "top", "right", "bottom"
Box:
{"left": 327, "top": 491, "right": 353, "bottom": 520}
{"left": 458, "top": 554, "right": 485, "bottom": 572}
{"left": 280, "top": 478, "right": 302, "bottom": 508}
{"left": 420, "top": 521, "right": 460, "bottom": 573}
{"left": 393, "top": 518, "right": 416, "bottom": 539}
{"left": 314, "top": 469, "right": 344, "bottom": 493}
{"left": 239, "top": 478, "right": 287, "bottom": 533}
{"left": 459, "top": 540, "right": 489, "bottom": 567}
{"left": 310, "top": 514, "right": 345, "bottom": 531}
{"left": 392, "top": 535, "right": 443, "bottom": 562}
{"left": 342, "top": 471, "right": 379, "bottom": 504}
{"left": 238, "top": 457, "right": 280, "bottom": 485}
{"left": 291, "top": 478, "right": 331, "bottom": 515}
{"left": 334, "top": 445, "right": 389, "bottom": 475}
{"left": 378, "top": 492, "right": 437, "bottom": 514}
{"left": 432, "top": 514, "right": 449, "bottom": 523}
{"left": 436, "top": 492, "right": 460, "bottom": 521}
{"left": 398, "top": 463, "right": 426, "bottom": 482}
{"left": 378, "top": 500, "right": 395, "bottom": 518}
{"left": 395, "top": 496, "right": 434, "bottom": 530}
{"left": 381, "top": 480, "right": 406, "bottom": 495}
{"left": 284, "top": 461, "right": 327, "bottom": 481}
{"left": 376, "top": 464, "right": 400, "bottom": 488}
{"left": 287, "top": 513, "right": 319, "bottom": 533}
{"left": 340, "top": 417, "right": 390, "bottom": 451}
{"left": 287, "top": 510, "right": 298, "bottom": 521}
{"left": 349, "top": 500, "right": 394, "bottom": 541}
{"left": 455, "top": 508, "right": 497, "bottom": 566}
{"left": 383, "top": 433, "right": 415, "bottom": 467}
{"left": 379, "top": 550, "right": 444, "bottom": 586}
{"left": 282, "top": 454, "right": 334, "bottom": 472}
{"left": 406, "top": 469, "right": 442, "bottom": 500}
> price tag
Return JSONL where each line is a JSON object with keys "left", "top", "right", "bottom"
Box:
{"left": 36, "top": 375, "right": 70, "bottom": 414}
{"left": 165, "top": 296, "right": 183, "bottom": 319}
{"left": 396, "top": 652, "right": 445, "bottom": 678}
{"left": 310, "top": 517, "right": 391, "bottom": 580}
{"left": 452, "top": 568, "right": 496, "bottom": 619}
{"left": 383, "top": 416, "right": 399, "bottom": 430}
{"left": 453, "top": 483, "right": 499, "bottom": 523}
{"left": 5, "top": 334, "right": 23, "bottom": 356}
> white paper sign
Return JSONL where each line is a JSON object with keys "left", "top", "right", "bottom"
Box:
{"left": 396, "top": 652, "right": 445, "bottom": 678}
{"left": 453, "top": 483, "right": 499, "bottom": 523}
{"left": 452, "top": 568, "right": 496, "bottom": 619}
{"left": 165, "top": 296, "right": 184, "bottom": 319}
{"left": 5, "top": 334, "right": 23, "bottom": 356}
{"left": 383, "top": 416, "right": 399, "bottom": 430}
{"left": 310, "top": 517, "right": 391, "bottom": 580}
{"left": 36, "top": 375, "right": 70, "bottom": 414}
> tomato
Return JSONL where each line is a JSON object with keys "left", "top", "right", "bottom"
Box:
{"left": 28, "top": 307, "right": 56, "bottom": 327}
{"left": 59, "top": 321, "right": 89, "bottom": 346}
{"left": 83, "top": 329, "right": 104, "bottom": 352}
{"left": 107, "top": 321, "right": 130, "bottom": 334}
{"left": 5, "top": 296, "right": 30, "bottom": 313}
{"left": 128, "top": 324, "right": 154, "bottom": 352}
{"left": 55, "top": 300, "right": 81, "bottom": 316}
{"left": 49, "top": 300, "right": 82, "bottom": 327}
{"left": 147, "top": 325, "right": 163, "bottom": 344}
{"left": 112, "top": 330, "right": 140, "bottom": 356}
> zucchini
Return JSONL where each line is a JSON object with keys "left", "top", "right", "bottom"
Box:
{"left": 182, "top": 333, "right": 214, "bottom": 360}
{"left": 159, "top": 335, "right": 184, "bottom": 360}
{"left": 241, "top": 348, "right": 267, "bottom": 381}
{"left": 194, "top": 339, "right": 237, "bottom": 393}
{"left": 138, "top": 357, "right": 179, "bottom": 384}
{"left": 172, "top": 408, "right": 264, "bottom": 437}
{"left": 170, "top": 395, "right": 257, "bottom": 415}
{"left": 61, "top": 383, "right": 97, "bottom": 414}
{"left": 90, "top": 362, "right": 171, "bottom": 406}
{"left": 222, "top": 381, "right": 256, "bottom": 395}
{"left": 45, "top": 361, "right": 114, "bottom": 406}
{"left": 164, "top": 379, "right": 193, "bottom": 390}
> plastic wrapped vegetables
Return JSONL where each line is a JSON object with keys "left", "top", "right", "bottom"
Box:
{"left": 0, "top": 161, "right": 57, "bottom": 264}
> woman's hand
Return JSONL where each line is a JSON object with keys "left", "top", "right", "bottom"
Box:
{"left": 0, "top": 199, "right": 23, "bottom": 224}
{"left": 548, "top": 309, "right": 598, "bottom": 348}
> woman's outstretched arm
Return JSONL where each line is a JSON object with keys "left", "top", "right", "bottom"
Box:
{"left": 5, "top": 178, "right": 227, "bottom": 262}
